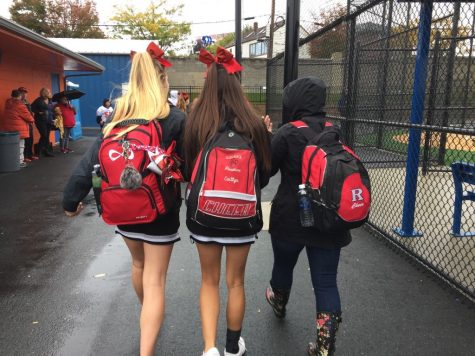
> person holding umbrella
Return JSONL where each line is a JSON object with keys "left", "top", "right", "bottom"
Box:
{"left": 54, "top": 95, "right": 76, "bottom": 153}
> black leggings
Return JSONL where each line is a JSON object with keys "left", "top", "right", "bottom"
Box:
{"left": 35, "top": 119, "right": 51, "bottom": 153}
{"left": 270, "top": 236, "right": 342, "bottom": 313}
{"left": 24, "top": 124, "right": 34, "bottom": 158}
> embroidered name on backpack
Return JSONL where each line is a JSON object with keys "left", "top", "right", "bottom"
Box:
{"left": 202, "top": 201, "right": 252, "bottom": 217}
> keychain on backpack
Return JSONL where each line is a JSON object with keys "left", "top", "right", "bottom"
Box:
{"left": 120, "top": 140, "right": 143, "bottom": 190}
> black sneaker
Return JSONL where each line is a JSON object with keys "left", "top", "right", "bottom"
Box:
{"left": 265, "top": 286, "right": 289, "bottom": 319}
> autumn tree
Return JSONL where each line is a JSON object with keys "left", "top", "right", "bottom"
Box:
{"left": 47, "top": 0, "right": 104, "bottom": 38}
{"left": 309, "top": 3, "right": 347, "bottom": 58}
{"left": 9, "top": 0, "right": 104, "bottom": 38}
{"left": 111, "top": 0, "right": 190, "bottom": 50}
{"left": 9, "top": 0, "right": 49, "bottom": 36}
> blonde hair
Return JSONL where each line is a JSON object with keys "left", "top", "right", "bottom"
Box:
{"left": 40, "top": 88, "right": 50, "bottom": 97}
{"left": 103, "top": 52, "right": 170, "bottom": 137}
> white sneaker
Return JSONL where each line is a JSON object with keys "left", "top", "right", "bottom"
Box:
{"left": 224, "top": 337, "right": 246, "bottom": 356}
{"left": 202, "top": 347, "right": 220, "bottom": 356}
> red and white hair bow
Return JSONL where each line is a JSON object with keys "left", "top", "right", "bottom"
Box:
{"left": 130, "top": 42, "right": 172, "bottom": 68}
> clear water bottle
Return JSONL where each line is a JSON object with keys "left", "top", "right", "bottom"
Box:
{"left": 298, "top": 184, "right": 314, "bottom": 227}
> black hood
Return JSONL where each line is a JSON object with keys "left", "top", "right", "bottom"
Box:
{"left": 283, "top": 76, "right": 327, "bottom": 122}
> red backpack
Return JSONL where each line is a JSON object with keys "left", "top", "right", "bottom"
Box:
{"left": 98, "top": 119, "right": 178, "bottom": 225}
{"left": 185, "top": 128, "right": 263, "bottom": 232}
{"left": 290, "top": 120, "right": 371, "bottom": 233}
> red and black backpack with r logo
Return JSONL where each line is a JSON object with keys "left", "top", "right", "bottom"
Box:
{"left": 290, "top": 120, "right": 371, "bottom": 233}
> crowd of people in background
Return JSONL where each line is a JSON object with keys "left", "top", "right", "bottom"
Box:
{"left": 0, "top": 86, "right": 79, "bottom": 169}
{"left": 0, "top": 83, "right": 192, "bottom": 171}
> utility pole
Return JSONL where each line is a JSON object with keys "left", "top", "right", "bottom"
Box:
{"left": 267, "top": 0, "right": 276, "bottom": 59}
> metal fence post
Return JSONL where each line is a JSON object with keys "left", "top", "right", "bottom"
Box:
{"left": 265, "top": 60, "right": 271, "bottom": 114}
{"left": 400, "top": 2, "right": 412, "bottom": 109}
{"left": 376, "top": 0, "right": 393, "bottom": 149}
{"left": 282, "top": 0, "right": 301, "bottom": 124}
{"left": 376, "top": 0, "right": 388, "bottom": 149}
{"left": 235, "top": 0, "right": 242, "bottom": 67}
{"left": 422, "top": 31, "right": 441, "bottom": 176}
{"left": 395, "top": 0, "right": 433, "bottom": 237}
{"left": 344, "top": 16, "right": 357, "bottom": 148}
{"left": 438, "top": 2, "right": 460, "bottom": 165}
{"left": 461, "top": 4, "right": 475, "bottom": 127}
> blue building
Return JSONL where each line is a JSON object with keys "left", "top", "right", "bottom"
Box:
{"left": 50, "top": 39, "right": 152, "bottom": 128}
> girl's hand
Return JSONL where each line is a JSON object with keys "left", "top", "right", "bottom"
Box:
{"left": 64, "top": 202, "right": 84, "bottom": 217}
{"left": 262, "top": 115, "right": 273, "bottom": 133}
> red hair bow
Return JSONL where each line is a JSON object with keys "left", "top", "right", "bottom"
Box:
{"left": 198, "top": 46, "right": 243, "bottom": 74}
{"left": 130, "top": 42, "right": 172, "bottom": 68}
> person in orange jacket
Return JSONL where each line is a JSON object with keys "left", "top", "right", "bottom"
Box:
{"left": 2, "top": 90, "right": 34, "bottom": 168}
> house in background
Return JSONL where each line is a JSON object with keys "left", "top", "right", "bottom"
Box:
{"left": 226, "top": 20, "right": 311, "bottom": 59}
{"left": 0, "top": 16, "right": 103, "bottom": 141}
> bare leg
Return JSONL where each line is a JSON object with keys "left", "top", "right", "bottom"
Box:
{"left": 123, "top": 237, "right": 145, "bottom": 304}
{"left": 196, "top": 243, "right": 223, "bottom": 352}
{"left": 225, "top": 244, "right": 251, "bottom": 331}
{"left": 140, "top": 243, "right": 174, "bottom": 356}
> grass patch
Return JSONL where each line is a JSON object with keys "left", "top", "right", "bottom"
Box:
{"left": 245, "top": 91, "right": 266, "bottom": 103}
{"left": 358, "top": 129, "right": 475, "bottom": 166}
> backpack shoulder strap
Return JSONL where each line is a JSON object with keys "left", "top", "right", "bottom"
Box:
{"left": 289, "top": 120, "right": 308, "bottom": 129}
{"left": 289, "top": 120, "right": 318, "bottom": 142}
{"left": 150, "top": 119, "right": 163, "bottom": 146}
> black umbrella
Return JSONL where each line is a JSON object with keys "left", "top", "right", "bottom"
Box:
{"left": 52, "top": 89, "right": 85, "bottom": 102}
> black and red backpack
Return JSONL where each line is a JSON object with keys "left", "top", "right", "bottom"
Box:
{"left": 98, "top": 119, "right": 179, "bottom": 225}
{"left": 186, "top": 127, "right": 262, "bottom": 232}
{"left": 290, "top": 120, "right": 371, "bottom": 233}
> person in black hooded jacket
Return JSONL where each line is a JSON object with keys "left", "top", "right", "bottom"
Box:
{"left": 265, "top": 77, "right": 350, "bottom": 356}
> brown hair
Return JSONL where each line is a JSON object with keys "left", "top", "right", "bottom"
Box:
{"left": 176, "top": 95, "right": 187, "bottom": 112}
{"left": 184, "top": 63, "right": 271, "bottom": 175}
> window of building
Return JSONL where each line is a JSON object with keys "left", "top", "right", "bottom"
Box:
{"left": 249, "top": 41, "right": 268, "bottom": 57}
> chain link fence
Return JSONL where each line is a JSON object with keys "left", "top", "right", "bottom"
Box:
{"left": 267, "top": 0, "right": 475, "bottom": 299}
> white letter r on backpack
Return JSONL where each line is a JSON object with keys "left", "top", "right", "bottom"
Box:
{"left": 351, "top": 188, "right": 363, "bottom": 202}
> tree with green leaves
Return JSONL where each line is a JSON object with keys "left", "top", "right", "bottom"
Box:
{"left": 205, "top": 25, "right": 253, "bottom": 53}
{"left": 111, "top": 0, "right": 191, "bottom": 50}
{"left": 207, "top": 33, "right": 236, "bottom": 53}
{"left": 392, "top": 18, "right": 471, "bottom": 53}
{"left": 9, "top": 0, "right": 104, "bottom": 38}
{"left": 9, "top": 0, "right": 49, "bottom": 36}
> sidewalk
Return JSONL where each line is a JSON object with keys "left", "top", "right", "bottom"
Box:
{"left": 0, "top": 137, "right": 474, "bottom": 355}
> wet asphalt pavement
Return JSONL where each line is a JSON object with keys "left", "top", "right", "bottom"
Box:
{"left": 1, "top": 137, "right": 475, "bottom": 356}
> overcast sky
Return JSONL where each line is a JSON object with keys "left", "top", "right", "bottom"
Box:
{"left": 0, "top": 0, "right": 340, "bottom": 39}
